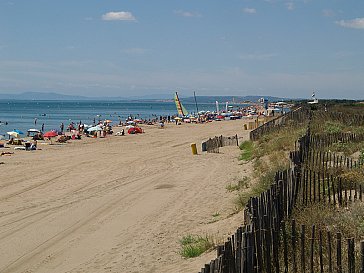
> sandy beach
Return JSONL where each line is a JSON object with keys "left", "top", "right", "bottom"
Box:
{"left": 0, "top": 120, "right": 251, "bottom": 273}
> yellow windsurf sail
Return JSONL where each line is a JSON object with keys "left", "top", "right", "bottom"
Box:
{"left": 174, "top": 92, "right": 188, "bottom": 116}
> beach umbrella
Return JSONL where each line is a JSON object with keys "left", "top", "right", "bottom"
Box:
{"left": 87, "top": 126, "right": 102, "bottom": 132}
{"left": 43, "top": 131, "right": 58, "bottom": 138}
{"left": 128, "top": 127, "right": 143, "bottom": 134}
{"left": 126, "top": 121, "right": 135, "bottom": 125}
{"left": 174, "top": 117, "right": 182, "bottom": 120}
{"left": 7, "top": 131, "right": 20, "bottom": 138}
{"left": 13, "top": 129, "right": 24, "bottom": 134}
{"left": 104, "top": 120, "right": 113, "bottom": 123}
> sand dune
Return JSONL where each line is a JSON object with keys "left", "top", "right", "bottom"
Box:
{"left": 0, "top": 120, "right": 251, "bottom": 273}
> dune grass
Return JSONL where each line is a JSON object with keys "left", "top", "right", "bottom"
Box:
{"left": 239, "top": 141, "right": 254, "bottom": 161}
{"left": 179, "top": 234, "right": 216, "bottom": 258}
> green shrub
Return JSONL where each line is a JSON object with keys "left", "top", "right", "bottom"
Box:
{"left": 234, "top": 192, "right": 252, "bottom": 210}
{"left": 239, "top": 141, "right": 254, "bottom": 161}
{"left": 359, "top": 149, "right": 364, "bottom": 162}
{"left": 179, "top": 235, "right": 215, "bottom": 258}
{"left": 328, "top": 141, "right": 364, "bottom": 156}
{"left": 324, "top": 121, "right": 344, "bottom": 134}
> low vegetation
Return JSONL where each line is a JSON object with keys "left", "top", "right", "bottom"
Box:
{"left": 323, "top": 121, "right": 344, "bottom": 134}
{"left": 179, "top": 234, "right": 216, "bottom": 258}
{"left": 238, "top": 141, "right": 254, "bottom": 161}
{"left": 234, "top": 126, "right": 302, "bottom": 209}
{"left": 328, "top": 141, "right": 364, "bottom": 157}
{"left": 226, "top": 176, "right": 250, "bottom": 192}
{"left": 196, "top": 103, "right": 364, "bottom": 271}
{"left": 236, "top": 103, "right": 364, "bottom": 239}
{"left": 292, "top": 202, "right": 364, "bottom": 239}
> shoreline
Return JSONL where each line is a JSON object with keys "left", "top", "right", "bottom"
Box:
{"left": 0, "top": 120, "right": 251, "bottom": 273}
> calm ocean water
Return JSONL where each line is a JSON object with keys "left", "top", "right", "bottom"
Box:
{"left": 0, "top": 100, "right": 226, "bottom": 136}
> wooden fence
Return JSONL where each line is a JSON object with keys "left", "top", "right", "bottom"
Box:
{"left": 202, "top": 135, "right": 239, "bottom": 153}
{"left": 306, "top": 132, "right": 364, "bottom": 151}
{"left": 197, "top": 108, "right": 364, "bottom": 273}
{"left": 198, "top": 156, "right": 364, "bottom": 273}
{"left": 250, "top": 107, "right": 311, "bottom": 141}
{"left": 199, "top": 222, "right": 364, "bottom": 273}
{"left": 300, "top": 149, "right": 364, "bottom": 173}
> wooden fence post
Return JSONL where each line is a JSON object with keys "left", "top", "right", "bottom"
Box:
{"left": 292, "top": 219, "right": 297, "bottom": 273}
{"left": 327, "top": 230, "right": 333, "bottom": 273}
{"left": 337, "top": 233, "right": 342, "bottom": 273}
{"left": 310, "top": 225, "right": 315, "bottom": 273}
{"left": 264, "top": 228, "right": 272, "bottom": 273}
{"left": 273, "top": 227, "right": 280, "bottom": 273}
{"left": 348, "top": 238, "right": 355, "bottom": 273}
{"left": 301, "top": 225, "right": 306, "bottom": 273}
{"left": 319, "top": 230, "right": 324, "bottom": 273}
{"left": 360, "top": 241, "right": 364, "bottom": 273}
{"left": 282, "top": 221, "right": 288, "bottom": 273}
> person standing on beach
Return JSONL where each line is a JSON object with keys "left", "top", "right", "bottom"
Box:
{"left": 60, "top": 122, "right": 64, "bottom": 133}
{"left": 34, "top": 118, "right": 37, "bottom": 126}
{"left": 41, "top": 123, "right": 44, "bottom": 132}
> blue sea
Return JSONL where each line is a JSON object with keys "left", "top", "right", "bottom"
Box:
{"left": 0, "top": 100, "right": 232, "bottom": 136}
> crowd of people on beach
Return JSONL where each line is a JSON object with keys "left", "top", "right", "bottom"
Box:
{"left": 0, "top": 101, "right": 288, "bottom": 154}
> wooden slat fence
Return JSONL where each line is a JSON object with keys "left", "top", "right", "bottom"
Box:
{"left": 199, "top": 222, "right": 364, "bottom": 273}
{"left": 307, "top": 132, "right": 364, "bottom": 150}
{"left": 301, "top": 149, "right": 364, "bottom": 172}
{"left": 198, "top": 167, "right": 364, "bottom": 272}
{"left": 250, "top": 107, "right": 310, "bottom": 141}
{"left": 298, "top": 168, "right": 363, "bottom": 207}
{"left": 202, "top": 135, "right": 239, "bottom": 153}
{"left": 197, "top": 107, "right": 364, "bottom": 273}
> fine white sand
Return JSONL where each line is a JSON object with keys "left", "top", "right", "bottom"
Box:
{"left": 0, "top": 120, "right": 251, "bottom": 273}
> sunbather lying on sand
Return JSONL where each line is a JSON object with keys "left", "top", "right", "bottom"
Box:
{"left": 1, "top": 151, "right": 14, "bottom": 156}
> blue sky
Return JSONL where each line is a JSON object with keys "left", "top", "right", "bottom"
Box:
{"left": 0, "top": 0, "right": 363, "bottom": 99}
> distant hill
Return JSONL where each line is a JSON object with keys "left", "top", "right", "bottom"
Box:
{"left": 0, "top": 92, "right": 172, "bottom": 101}
{"left": 182, "top": 95, "right": 289, "bottom": 104}
{"left": 0, "top": 92, "right": 289, "bottom": 102}
{"left": 0, "top": 92, "right": 93, "bottom": 101}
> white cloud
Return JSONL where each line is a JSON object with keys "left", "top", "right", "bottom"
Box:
{"left": 174, "top": 10, "right": 201, "bottom": 18}
{"left": 102, "top": 11, "right": 136, "bottom": 21}
{"left": 243, "top": 8, "right": 256, "bottom": 14}
{"left": 286, "top": 2, "right": 294, "bottom": 10}
{"left": 336, "top": 18, "right": 364, "bottom": 29}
